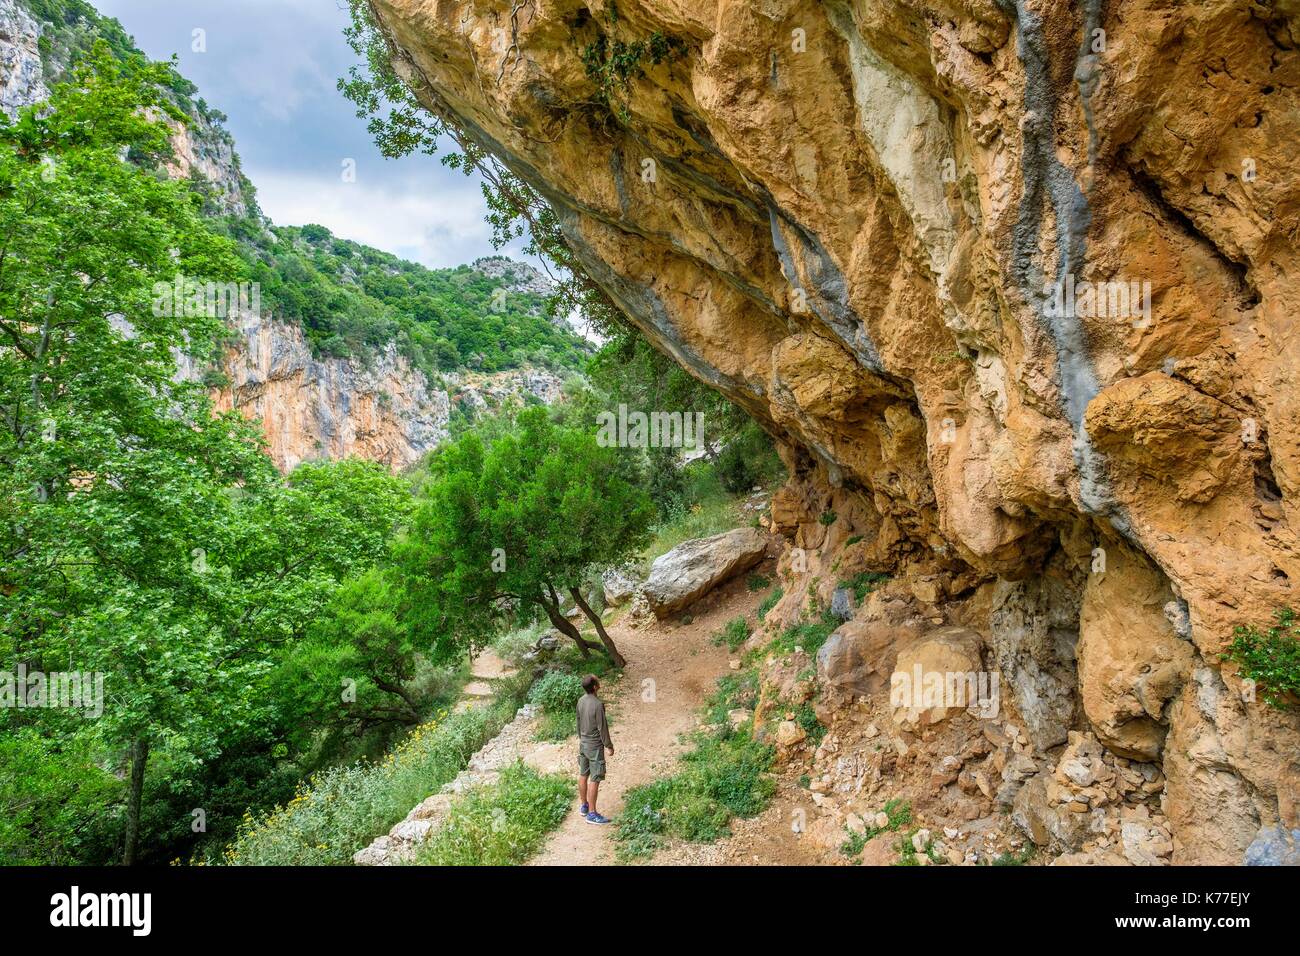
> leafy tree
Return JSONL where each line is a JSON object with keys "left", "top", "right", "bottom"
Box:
{"left": 0, "top": 45, "right": 268, "bottom": 864}
{"left": 402, "top": 407, "right": 653, "bottom": 667}
{"left": 586, "top": 329, "right": 783, "bottom": 505}
{"left": 0, "top": 729, "right": 121, "bottom": 865}
{"left": 0, "top": 49, "right": 412, "bottom": 864}
{"left": 272, "top": 566, "right": 431, "bottom": 740}
{"left": 339, "top": 0, "right": 626, "bottom": 338}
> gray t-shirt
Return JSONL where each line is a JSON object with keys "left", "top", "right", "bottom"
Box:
{"left": 577, "top": 693, "right": 612, "bottom": 752}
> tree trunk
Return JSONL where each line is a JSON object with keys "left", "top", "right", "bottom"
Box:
{"left": 539, "top": 593, "right": 597, "bottom": 657}
{"left": 373, "top": 677, "right": 423, "bottom": 723}
{"left": 569, "top": 586, "right": 627, "bottom": 668}
{"left": 123, "top": 737, "right": 149, "bottom": 866}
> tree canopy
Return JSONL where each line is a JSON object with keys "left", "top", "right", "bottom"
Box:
{"left": 0, "top": 48, "right": 413, "bottom": 865}
{"left": 401, "top": 406, "right": 654, "bottom": 667}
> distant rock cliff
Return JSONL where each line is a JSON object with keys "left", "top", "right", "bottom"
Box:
{"left": 176, "top": 313, "right": 452, "bottom": 472}
{"left": 0, "top": 0, "right": 48, "bottom": 114}
{"left": 173, "top": 312, "right": 568, "bottom": 473}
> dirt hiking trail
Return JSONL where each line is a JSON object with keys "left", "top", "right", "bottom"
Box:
{"left": 524, "top": 567, "right": 822, "bottom": 866}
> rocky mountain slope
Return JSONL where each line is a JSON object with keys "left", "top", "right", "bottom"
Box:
{"left": 173, "top": 313, "right": 452, "bottom": 472}
{"left": 0, "top": 0, "right": 46, "bottom": 114}
{"left": 1, "top": 0, "right": 585, "bottom": 471}
{"left": 364, "top": 0, "right": 1300, "bottom": 862}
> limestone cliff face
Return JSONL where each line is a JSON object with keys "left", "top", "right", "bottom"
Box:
{"left": 368, "top": 0, "right": 1300, "bottom": 861}
{"left": 160, "top": 110, "right": 251, "bottom": 219}
{"left": 0, "top": 0, "right": 45, "bottom": 115}
{"left": 176, "top": 313, "right": 452, "bottom": 473}
{"left": 175, "top": 315, "right": 570, "bottom": 474}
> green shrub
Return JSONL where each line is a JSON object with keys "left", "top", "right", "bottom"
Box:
{"left": 770, "top": 614, "right": 838, "bottom": 657}
{"left": 757, "top": 587, "right": 783, "bottom": 621}
{"left": 0, "top": 730, "right": 122, "bottom": 865}
{"left": 1222, "top": 607, "right": 1300, "bottom": 710}
{"left": 492, "top": 621, "right": 549, "bottom": 664}
{"left": 529, "top": 670, "right": 584, "bottom": 715}
{"left": 705, "top": 669, "right": 759, "bottom": 726}
{"left": 219, "top": 677, "right": 529, "bottom": 865}
{"left": 840, "top": 571, "right": 890, "bottom": 603}
{"left": 642, "top": 486, "right": 738, "bottom": 561}
{"left": 840, "top": 797, "right": 911, "bottom": 857}
{"left": 408, "top": 763, "right": 570, "bottom": 866}
{"left": 794, "top": 701, "right": 825, "bottom": 746}
{"left": 712, "top": 616, "right": 750, "bottom": 652}
{"left": 580, "top": 26, "right": 686, "bottom": 123}
{"left": 528, "top": 670, "right": 586, "bottom": 741}
{"left": 746, "top": 573, "right": 771, "bottom": 592}
{"left": 897, "top": 826, "right": 944, "bottom": 866}
{"left": 713, "top": 422, "right": 783, "bottom": 494}
{"left": 990, "top": 845, "right": 1035, "bottom": 866}
{"left": 818, "top": 510, "right": 837, "bottom": 526}
{"left": 615, "top": 727, "right": 774, "bottom": 861}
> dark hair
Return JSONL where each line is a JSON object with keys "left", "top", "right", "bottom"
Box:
{"left": 582, "top": 675, "right": 599, "bottom": 693}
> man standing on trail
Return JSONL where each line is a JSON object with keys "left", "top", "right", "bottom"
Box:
{"left": 577, "top": 674, "right": 614, "bottom": 825}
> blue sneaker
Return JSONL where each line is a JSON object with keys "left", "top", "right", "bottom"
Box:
{"left": 585, "top": 812, "right": 611, "bottom": 825}
{"left": 579, "top": 802, "right": 589, "bottom": 816}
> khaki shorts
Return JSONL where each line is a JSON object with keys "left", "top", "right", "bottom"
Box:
{"left": 578, "top": 745, "right": 606, "bottom": 782}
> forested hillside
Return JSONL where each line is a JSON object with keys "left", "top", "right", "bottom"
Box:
{"left": 219, "top": 218, "right": 588, "bottom": 381}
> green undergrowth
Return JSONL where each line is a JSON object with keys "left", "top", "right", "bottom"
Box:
{"left": 990, "top": 845, "right": 1036, "bottom": 866}
{"left": 218, "top": 673, "right": 531, "bottom": 865}
{"left": 407, "top": 763, "right": 570, "bottom": 866}
{"left": 615, "top": 662, "right": 774, "bottom": 862}
{"left": 1222, "top": 607, "right": 1300, "bottom": 710}
{"left": 712, "top": 616, "right": 751, "bottom": 652}
{"left": 757, "top": 587, "right": 783, "bottom": 621}
{"left": 840, "top": 797, "right": 912, "bottom": 858}
{"left": 769, "top": 612, "right": 839, "bottom": 658}
{"left": 614, "top": 727, "right": 774, "bottom": 861}
{"left": 528, "top": 670, "right": 586, "bottom": 742}
{"left": 897, "top": 826, "right": 944, "bottom": 866}
{"left": 838, "top": 571, "right": 890, "bottom": 604}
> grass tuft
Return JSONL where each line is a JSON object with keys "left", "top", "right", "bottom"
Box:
{"left": 408, "top": 763, "right": 570, "bottom": 866}
{"left": 711, "top": 616, "right": 750, "bottom": 651}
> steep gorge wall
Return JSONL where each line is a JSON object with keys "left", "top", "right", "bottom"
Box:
{"left": 175, "top": 313, "right": 452, "bottom": 472}
{"left": 175, "top": 315, "right": 566, "bottom": 473}
{"left": 368, "top": 0, "right": 1300, "bottom": 861}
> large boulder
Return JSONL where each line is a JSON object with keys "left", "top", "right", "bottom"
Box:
{"left": 828, "top": 586, "right": 854, "bottom": 621}
{"left": 1244, "top": 826, "right": 1300, "bottom": 866}
{"left": 1012, "top": 776, "right": 1091, "bottom": 854}
{"left": 600, "top": 567, "right": 640, "bottom": 607}
{"left": 643, "top": 527, "right": 768, "bottom": 617}
{"left": 1077, "top": 543, "right": 1194, "bottom": 760}
{"left": 816, "top": 619, "right": 919, "bottom": 699}
{"left": 890, "top": 627, "right": 988, "bottom": 728}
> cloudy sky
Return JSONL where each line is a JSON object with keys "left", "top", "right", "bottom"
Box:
{"left": 95, "top": 0, "right": 526, "bottom": 270}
